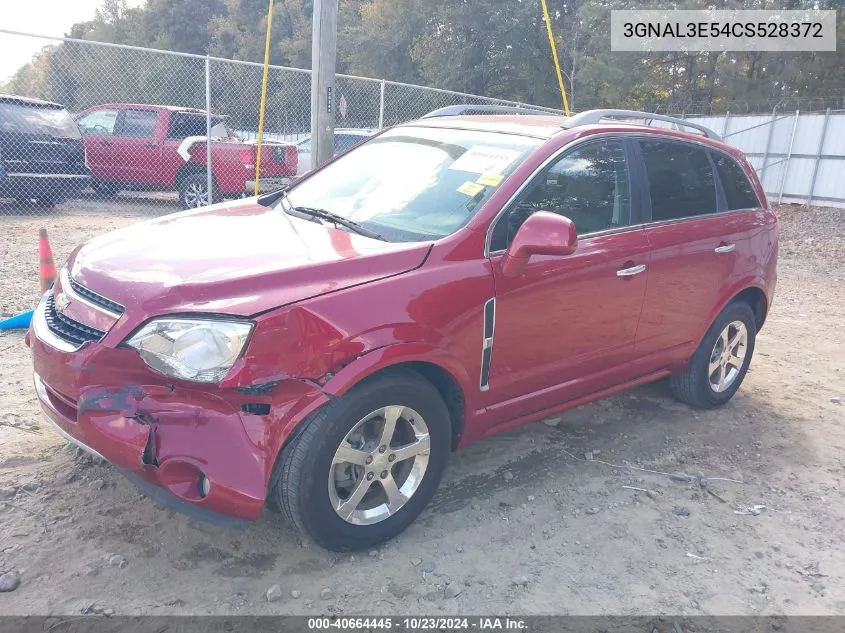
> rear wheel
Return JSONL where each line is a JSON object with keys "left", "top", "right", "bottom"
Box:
{"left": 669, "top": 301, "right": 756, "bottom": 409}
{"left": 270, "top": 370, "right": 451, "bottom": 551}
{"left": 178, "top": 173, "right": 219, "bottom": 209}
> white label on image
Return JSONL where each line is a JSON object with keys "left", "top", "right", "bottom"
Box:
{"left": 449, "top": 146, "right": 522, "bottom": 175}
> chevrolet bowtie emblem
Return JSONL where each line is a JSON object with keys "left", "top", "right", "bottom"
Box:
{"left": 55, "top": 292, "right": 71, "bottom": 312}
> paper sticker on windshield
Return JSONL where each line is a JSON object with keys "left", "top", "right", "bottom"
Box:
{"left": 477, "top": 172, "right": 503, "bottom": 187}
{"left": 449, "top": 146, "right": 521, "bottom": 174}
{"left": 457, "top": 181, "right": 485, "bottom": 197}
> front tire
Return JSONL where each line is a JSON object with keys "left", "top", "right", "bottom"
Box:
{"left": 669, "top": 301, "right": 757, "bottom": 409}
{"left": 270, "top": 370, "right": 451, "bottom": 551}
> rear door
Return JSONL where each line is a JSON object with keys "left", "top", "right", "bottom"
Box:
{"left": 483, "top": 137, "right": 650, "bottom": 423}
{"left": 111, "top": 108, "right": 161, "bottom": 184}
{"left": 634, "top": 138, "right": 767, "bottom": 363}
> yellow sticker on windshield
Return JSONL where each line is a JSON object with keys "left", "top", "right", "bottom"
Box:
{"left": 457, "top": 181, "right": 485, "bottom": 197}
{"left": 477, "top": 172, "right": 503, "bottom": 187}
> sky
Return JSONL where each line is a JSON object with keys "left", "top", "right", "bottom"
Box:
{"left": 1, "top": 0, "right": 144, "bottom": 82}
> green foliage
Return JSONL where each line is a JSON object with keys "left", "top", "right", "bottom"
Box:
{"left": 4, "top": 0, "right": 843, "bottom": 117}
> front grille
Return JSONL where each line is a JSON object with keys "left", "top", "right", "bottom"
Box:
{"left": 68, "top": 277, "right": 125, "bottom": 315}
{"left": 44, "top": 293, "right": 105, "bottom": 346}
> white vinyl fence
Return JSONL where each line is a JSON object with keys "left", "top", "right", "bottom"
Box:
{"left": 684, "top": 110, "right": 845, "bottom": 208}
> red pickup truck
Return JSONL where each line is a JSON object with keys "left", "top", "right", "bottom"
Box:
{"left": 74, "top": 104, "right": 297, "bottom": 208}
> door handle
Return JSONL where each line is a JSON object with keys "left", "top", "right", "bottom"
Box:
{"left": 616, "top": 264, "right": 646, "bottom": 277}
{"left": 145, "top": 142, "right": 157, "bottom": 148}
{"left": 100, "top": 140, "right": 113, "bottom": 146}
{"left": 714, "top": 243, "right": 736, "bottom": 254}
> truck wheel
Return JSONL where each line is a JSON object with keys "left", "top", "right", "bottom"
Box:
{"left": 179, "top": 173, "right": 218, "bottom": 209}
{"left": 91, "top": 181, "right": 121, "bottom": 197}
{"left": 669, "top": 301, "right": 757, "bottom": 409}
{"left": 270, "top": 369, "right": 451, "bottom": 551}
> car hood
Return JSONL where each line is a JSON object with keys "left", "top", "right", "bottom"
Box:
{"left": 69, "top": 199, "right": 432, "bottom": 317}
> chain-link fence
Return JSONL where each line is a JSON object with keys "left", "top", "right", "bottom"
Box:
{"left": 0, "top": 29, "right": 560, "bottom": 217}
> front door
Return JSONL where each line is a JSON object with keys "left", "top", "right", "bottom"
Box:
{"left": 76, "top": 108, "right": 120, "bottom": 181}
{"left": 483, "top": 138, "right": 649, "bottom": 425}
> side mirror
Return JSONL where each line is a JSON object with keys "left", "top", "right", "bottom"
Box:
{"left": 500, "top": 211, "right": 577, "bottom": 278}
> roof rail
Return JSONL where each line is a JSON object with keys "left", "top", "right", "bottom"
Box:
{"left": 561, "top": 109, "right": 721, "bottom": 140}
{"left": 421, "top": 104, "right": 557, "bottom": 119}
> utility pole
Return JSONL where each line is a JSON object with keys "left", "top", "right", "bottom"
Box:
{"left": 310, "top": 0, "right": 338, "bottom": 170}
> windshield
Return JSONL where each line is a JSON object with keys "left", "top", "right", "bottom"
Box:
{"left": 284, "top": 125, "right": 541, "bottom": 242}
{"left": 0, "top": 102, "right": 81, "bottom": 138}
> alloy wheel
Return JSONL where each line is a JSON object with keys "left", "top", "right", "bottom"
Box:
{"left": 708, "top": 320, "right": 748, "bottom": 393}
{"left": 184, "top": 182, "right": 210, "bottom": 207}
{"left": 328, "top": 405, "right": 430, "bottom": 526}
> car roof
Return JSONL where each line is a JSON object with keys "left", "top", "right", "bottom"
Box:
{"left": 405, "top": 114, "right": 736, "bottom": 151}
{"left": 408, "top": 114, "right": 565, "bottom": 139}
{"left": 0, "top": 94, "right": 66, "bottom": 109}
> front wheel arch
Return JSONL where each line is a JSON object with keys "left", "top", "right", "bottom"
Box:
{"left": 319, "top": 347, "right": 471, "bottom": 450}
{"left": 268, "top": 367, "right": 453, "bottom": 550}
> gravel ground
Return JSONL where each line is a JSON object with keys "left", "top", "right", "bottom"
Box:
{"left": 0, "top": 199, "right": 843, "bottom": 616}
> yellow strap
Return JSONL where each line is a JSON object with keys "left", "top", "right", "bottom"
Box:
{"left": 540, "top": 0, "right": 571, "bottom": 117}
{"left": 254, "top": 0, "right": 275, "bottom": 196}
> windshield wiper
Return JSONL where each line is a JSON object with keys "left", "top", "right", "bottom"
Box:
{"left": 286, "top": 205, "right": 387, "bottom": 241}
{"left": 257, "top": 186, "right": 289, "bottom": 207}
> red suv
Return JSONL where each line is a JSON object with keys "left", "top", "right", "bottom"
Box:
{"left": 28, "top": 108, "right": 777, "bottom": 551}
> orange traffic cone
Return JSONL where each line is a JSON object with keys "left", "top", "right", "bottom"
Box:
{"left": 39, "top": 228, "right": 57, "bottom": 293}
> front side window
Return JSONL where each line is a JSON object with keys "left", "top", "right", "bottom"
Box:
{"left": 713, "top": 153, "right": 760, "bottom": 210}
{"left": 117, "top": 109, "right": 158, "bottom": 138}
{"left": 285, "top": 126, "right": 541, "bottom": 242}
{"left": 490, "top": 139, "right": 631, "bottom": 251}
{"left": 76, "top": 109, "right": 118, "bottom": 135}
{"left": 640, "top": 140, "right": 717, "bottom": 221}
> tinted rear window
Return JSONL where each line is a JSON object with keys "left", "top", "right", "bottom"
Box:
{"left": 168, "top": 113, "right": 226, "bottom": 139}
{"left": 640, "top": 140, "right": 717, "bottom": 221}
{"left": 0, "top": 102, "right": 80, "bottom": 138}
{"left": 713, "top": 153, "right": 759, "bottom": 210}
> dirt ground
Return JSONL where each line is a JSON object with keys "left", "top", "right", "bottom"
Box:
{"left": 0, "top": 197, "right": 843, "bottom": 616}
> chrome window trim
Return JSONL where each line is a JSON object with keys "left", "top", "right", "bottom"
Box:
{"left": 631, "top": 207, "right": 759, "bottom": 231}
{"left": 484, "top": 131, "right": 764, "bottom": 257}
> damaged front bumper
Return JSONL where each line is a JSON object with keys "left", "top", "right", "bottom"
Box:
{"left": 36, "top": 380, "right": 251, "bottom": 528}
{"left": 29, "top": 290, "right": 326, "bottom": 526}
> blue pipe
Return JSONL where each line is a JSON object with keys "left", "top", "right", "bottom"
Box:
{"left": 0, "top": 310, "right": 33, "bottom": 330}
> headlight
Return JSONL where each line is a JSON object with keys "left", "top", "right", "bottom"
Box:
{"left": 125, "top": 318, "right": 253, "bottom": 383}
